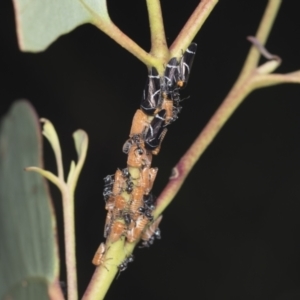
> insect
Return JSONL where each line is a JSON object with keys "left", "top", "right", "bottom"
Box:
{"left": 127, "top": 143, "right": 152, "bottom": 168}
{"left": 161, "top": 57, "right": 179, "bottom": 100}
{"left": 137, "top": 206, "right": 154, "bottom": 221}
{"left": 104, "top": 209, "right": 113, "bottom": 238}
{"left": 176, "top": 43, "right": 197, "bottom": 89}
{"left": 129, "top": 109, "right": 150, "bottom": 138}
{"left": 127, "top": 215, "right": 149, "bottom": 243}
{"left": 103, "top": 174, "right": 115, "bottom": 202}
{"left": 105, "top": 195, "right": 115, "bottom": 211}
{"left": 103, "top": 186, "right": 113, "bottom": 202}
{"left": 92, "top": 243, "right": 112, "bottom": 271}
{"left": 109, "top": 220, "right": 127, "bottom": 243}
{"left": 138, "top": 193, "right": 157, "bottom": 222}
{"left": 138, "top": 167, "right": 158, "bottom": 194}
{"left": 112, "top": 169, "right": 126, "bottom": 195}
{"left": 119, "top": 168, "right": 134, "bottom": 194}
{"left": 121, "top": 168, "right": 131, "bottom": 179}
{"left": 117, "top": 254, "right": 135, "bottom": 278}
{"left": 140, "top": 67, "right": 161, "bottom": 115}
{"left": 140, "top": 215, "right": 163, "bottom": 248}
{"left": 125, "top": 181, "right": 134, "bottom": 194}
{"left": 114, "top": 194, "right": 128, "bottom": 211}
{"left": 122, "top": 211, "right": 133, "bottom": 227}
{"left": 144, "top": 109, "right": 168, "bottom": 155}
{"left": 108, "top": 169, "right": 132, "bottom": 195}
{"left": 143, "top": 193, "right": 156, "bottom": 211}
{"left": 129, "top": 186, "right": 145, "bottom": 220}
{"left": 103, "top": 174, "right": 114, "bottom": 186}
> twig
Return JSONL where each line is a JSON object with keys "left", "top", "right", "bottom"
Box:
{"left": 170, "top": 0, "right": 219, "bottom": 58}
{"left": 235, "top": 0, "right": 282, "bottom": 88}
{"left": 146, "top": 0, "right": 169, "bottom": 67}
{"left": 155, "top": 0, "right": 285, "bottom": 217}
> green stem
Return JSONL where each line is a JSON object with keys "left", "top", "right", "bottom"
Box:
{"left": 62, "top": 186, "right": 78, "bottom": 300}
{"left": 251, "top": 71, "right": 300, "bottom": 88}
{"left": 82, "top": 238, "right": 130, "bottom": 300}
{"left": 154, "top": 0, "right": 282, "bottom": 218}
{"left": 146, "top": 0, "right": 169, "bottom": 69}
{"left": 170, "top": 0, "right": 218, "bottom": 58}
{"left": 96, "top": 21, "right": 158, "bottom": 66}
{"left": 155, "top": 78, "right": 253, "bottom": 216}
{"left": 235, "top": 0, "right": 282, "bottom": 89}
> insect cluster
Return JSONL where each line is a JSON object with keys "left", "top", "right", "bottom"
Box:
{"left": 92, "top": 43, "right": 197, "bottom": 273}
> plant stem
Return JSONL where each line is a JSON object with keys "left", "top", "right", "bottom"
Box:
{"left": 252, "top": 71, "right": 300, "bottom": 88}
{"left": 146, "top": 0, "right": 169, "bottom": 69}
{"left": 62, "top": 186, "right": 78, "bottom": 300}
{"left": 235, "top": 0, "right": 282, "bottom": 89}
{"left": 154, "top": 0, "right": 283, "bottom": 217}
{"left": 170, "top": 0, "right": 219, "bottom": 58}
{"left": 82, "top": 238, "right": 131, "bottom": 300}
{"left": 95, "top": 21, "right": 158, "bottom": 67}
{"left": 155, "top": 77, "right": 253, "bottom": 216}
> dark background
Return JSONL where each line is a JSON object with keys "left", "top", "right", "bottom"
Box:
{"left": 1, "top": 1, "right": 300, "bottom": 299}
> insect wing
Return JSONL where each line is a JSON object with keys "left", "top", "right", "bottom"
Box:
{"left": 178, "top": 42, "right": 197, "bottom": 88}
{"left": 163, "top": 57, "right": 178, "bottom": 90}
{"left": 141, "top": 67, "right": 161, "bottom": 115}
{"left": 144, "top": 110, "right": 166, "bottom": 150}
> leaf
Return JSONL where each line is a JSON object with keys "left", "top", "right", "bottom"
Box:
{"left": 67, "top": 130, "right": 88, "bottom": 193}
{"left": 0, "top": 100, "right": 60, "bottom": 299}
{"left": 13, "top": 0, "right": 111, "bottom": 52}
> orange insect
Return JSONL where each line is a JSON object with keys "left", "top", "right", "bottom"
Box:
{"left": 127, "top": 144, "right": 152, "bottom": 168}
{"left": 140, "top": 215, "right": 163, "bottom": 248}
{"left": 92, "top": 243, "right": 111, "bottom": 270}
{"left": 139, "top": 167, "right": 158, "bottom": 194}
{"left": 129, "top": 186, "right": 145, "bottom": 220}
{"left": 112, "top": 169, "right": 126, "bottom": 195}
{"left": 104, "top": 209, "right": 113, "bottom": 238}
{"left": 126, "top": 215, "right": 149, "bottom": 243}
{"left": 114, "top": 194, "right": 128, "bottom": 211}
{"left": 105, "top": 195, "right": 115, "bottom": 211}
{"left": 109, "top": 220, "right": 127, "bottom": 243}
{"left": 161, "top": 98, "right": 174, "bottom": 124}
{"left": 129, "top": 109, "right": 150, "bottom": 137}
{"left": 150, "top": 128, "right": 168, "bottom": 156}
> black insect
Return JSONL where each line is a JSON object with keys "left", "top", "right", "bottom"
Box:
{"left": 163, "top": 57, "right": 179, "bottom": 91}
{"left": 117, "top": 254, "right": 134, "bottom": 278}
{"left": 103, "top": 186, "right": 113, "bottom": 202}
{"left": 125, "top": 180, "right": 134, "bottom": 194}
{"left": 138, "top": 193, "right": 156, "bottom": 221}
{"left": 103, "top": 174, "right": 114, "bottom": 186}
{"left": 122, "top": 134, "right": 142, "bottom": 154}
{"left": 139, "top": 215, "right": 163, "bottom": 248}
{"left": 176, "top": 42, "right": 197, "bottom": 89}
{"left": 140, "top": 67, "right": 161, "bottom": 115}
{"left": 143, "top": 193, "right": 156, "bottom": 211}
{"left": 103, "top": 174, "right": 114, "bottom": 201}
{"left": 138, "top": 206, "right": 154, "bottom": 221}
{"left": 140, "top": 227, "right": 161, "bottom": 248}
{"left": 123, "top": 212, "right": 132, "bottom": 227}
{"left": 144, "top": 109, "right": 168, "bottom": 151}
{"left": 121, "top": 168, "right": 130, "bottom": 179}
{"left": 120, "top": 168, "right": 134, "bottom": 194}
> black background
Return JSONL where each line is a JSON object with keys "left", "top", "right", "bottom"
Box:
{"left": 1, "top": 1, "right": 300, "bottom": 299}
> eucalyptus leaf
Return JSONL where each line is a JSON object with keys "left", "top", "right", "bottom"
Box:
{"left": 0, "top": 100, "right": 59, "bottom": 299}
{"left": 13, "top": 0, "right": 111, "bottom": 52}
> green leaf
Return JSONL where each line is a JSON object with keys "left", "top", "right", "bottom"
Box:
{"left": 67, "top": 130, "right": 88, "bottom": 193}
{"left": 0, "top": 100, "right": 59, "bottom": 299}
{"left": 13, "top": 0, "right": 111, "bottom": 52}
